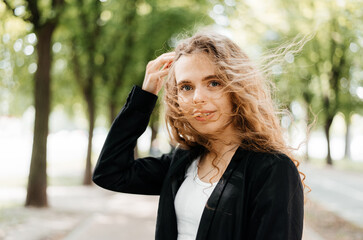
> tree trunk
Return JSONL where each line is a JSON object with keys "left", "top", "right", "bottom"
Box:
{"left": 25, "top": 23, "right": 55, "bottom": 207}
{"left": 150, "top": 123, "right": 158, "bottom": 156}
{"left": 109, "top": 101, "right": 117, "bottom": 126}
{"left": 344, "top": 115, "right": 351, "bottom": 160}
{"left": 74, "top": 0, "right": 101, "bottom": 186}
{"left": 108, "top": 1, "right": 137, "bottom": 125}
{"left": 302, "top": 91, "right": 313, "bottom": 162}
{"left": 324, "top": 116, "right": 334, "bottom": 165}
{"left": 83, "top": 83, "right": 95, "bottom": 185}
{"left": 304, "top": 107, "right": 310, "bottom": 162}
{"left": 151, "top": 124, "right": 158, "bottom": 145}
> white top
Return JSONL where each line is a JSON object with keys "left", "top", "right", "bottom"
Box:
{"left": 174, "top": 157, "right": 218, "bottom": 240}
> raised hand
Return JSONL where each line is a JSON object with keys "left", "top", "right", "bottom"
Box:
{"left": 142, "top": 52, "right": 175, "bottom": 95}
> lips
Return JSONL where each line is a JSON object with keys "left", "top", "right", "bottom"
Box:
{"left": 193, "top": 110, "right": 216, "bottom": 121}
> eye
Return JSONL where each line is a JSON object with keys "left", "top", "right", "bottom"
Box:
{"left": 180, "top": 84, "right": 192, "bottom": 91}
{"left": 209, "top": 80, "right": 221, "bottom": 87}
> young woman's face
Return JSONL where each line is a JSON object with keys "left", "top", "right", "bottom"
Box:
{"left": 174, "top": 53, "right": 235, "bottom": 135}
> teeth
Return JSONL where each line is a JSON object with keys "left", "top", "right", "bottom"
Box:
{"left": 194, "top": 112, "right": 212, "bottom": 117}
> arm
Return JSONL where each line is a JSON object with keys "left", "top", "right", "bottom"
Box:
{"left": 92, "top": 85, "right": 173, "bottom": 195}
{"left": 93, "top": 51, "right": 175, "bottom": 195}
{"left": 247, "top": 155, "right": 304, "bottom": 240}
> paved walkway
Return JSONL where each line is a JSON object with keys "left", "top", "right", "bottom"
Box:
{"left": 61, "top": 190, "right": 159, "bottom": 240}
{"left": 1, "top": 186, "right": 324, "bottom": 240}
{"left": 7, "top": 160, "right": 363, "bottom": 240}
{"left": 301, "top": 162, "right": 363, "bottom": 228}
{"left": 0, "top": 186, "right": 159, "bottom": 240}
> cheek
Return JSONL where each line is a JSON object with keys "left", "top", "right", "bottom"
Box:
{"left": 178, "top": 95, "right": 190, "bottom": 110}
{"left": 220, "top": 96, "right": 234, "bottom": 114}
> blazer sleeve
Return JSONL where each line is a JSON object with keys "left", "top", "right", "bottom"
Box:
{"left": 247, "top": 155, "right": 304, "bottom": 240}
{"left": 92, "top": 85, "right": 173, "bottom": 195}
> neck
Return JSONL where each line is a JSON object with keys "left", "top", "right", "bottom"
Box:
{"left": 210, "top": 141, "right": 239, "bottom": 157}
{"left": 198, "top": 125, "right": 240, "bottom": 165}
{"left": 208, "top": 129, "right": 240, "bottom": 157}
{"left": 197, "top": 141, "right": 239, "bottom": 183}
{"left": 200, "top": 140, "right": 239, "bottom": 167}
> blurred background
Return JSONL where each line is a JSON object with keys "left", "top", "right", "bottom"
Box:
{"left": 0, "top": 0, "right": 362, "bottom": 239}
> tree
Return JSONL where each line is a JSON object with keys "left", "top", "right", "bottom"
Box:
{"left": 238, "top": 0, "right": 363, "bottom": 165}
{"left": 101, "top": 0, "right": 213, "bottom": 124}
{"left": 3, "top": 0, "right": 65, "bottom": 207}
{"left": 61, "top": 0, "right": 102, "bottom": 185}
{"left": 0, "top": 13, "right": 34, "bottom": 117}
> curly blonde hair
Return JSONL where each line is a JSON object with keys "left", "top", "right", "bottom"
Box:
{"left": 163, "top": 31, "right": 307, "bottom": 190}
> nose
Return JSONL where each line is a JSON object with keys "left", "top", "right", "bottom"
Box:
{"left": 192, "top": 87, "right": 206, "bottom": 104}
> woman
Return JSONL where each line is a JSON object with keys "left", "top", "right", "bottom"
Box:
{"left": 93, "top": 31, "right": 305, "bottom": 240}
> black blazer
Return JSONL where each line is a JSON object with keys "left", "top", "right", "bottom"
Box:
{"left": 92, "top": 86, "right": 304, "bottom": 240}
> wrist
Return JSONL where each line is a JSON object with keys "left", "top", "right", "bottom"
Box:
{"left": 142, "top": 85, "right": 158, "bottom": 96}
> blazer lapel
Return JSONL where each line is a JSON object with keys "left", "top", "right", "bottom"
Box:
{"left": 169, "top": 146, "right": 203, "bottom": 199}
{"left": 196, "top": 147, "right": 247, "bottom": 240}
{"left": 170, "top": 151, "right": 190, "bottom": 198}
{"left": 157, "top": 146, "right": 204, "bottom": 240}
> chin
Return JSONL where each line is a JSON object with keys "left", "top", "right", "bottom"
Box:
{"left": 192, "top": 123, "right": 223, "bottom": 136}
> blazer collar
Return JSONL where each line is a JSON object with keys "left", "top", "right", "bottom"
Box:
{"left": 169, "top": 146, "right": 203, "bottom": 198}
{"left": 196, "top": 146, "right": 250, "bottom": 239}
{"left": 167, "top": 146, "right": 252, "bottom": 239}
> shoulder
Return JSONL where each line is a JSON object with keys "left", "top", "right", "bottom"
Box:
{"left": 247, "top": 151, "right": 297, "bottom": 171}
{"left": 249, "top": 152, "right": 296, "bottom": 169}
{"left": 244, "top": 151, "right": 301, "bottom": 184}
{"left": 167, "top": 145, "right": 196, "bottom": 167}
{"left": 173, "top": 144, "right": 203, "bottom": 159}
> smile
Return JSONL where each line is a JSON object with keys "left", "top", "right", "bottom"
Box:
{"left": 194, "top": 111, "right": 215, "bottom": 121}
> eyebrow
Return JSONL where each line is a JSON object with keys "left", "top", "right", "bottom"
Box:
{"left": 177, "top": 75, "right": 219, "bottom": 85}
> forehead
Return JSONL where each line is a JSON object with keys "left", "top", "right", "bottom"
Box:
{"left": 174, "top": 53, "right": 216, "bottom": 83}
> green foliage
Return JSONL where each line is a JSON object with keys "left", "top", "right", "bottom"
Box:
{"left": 238, "top": 0, "right": 363, "bottom": 128}
{"left": 0, "top": 7, "right": 35, "bottom": 116}
{"left": 3, "top": 0, "right": 362, "bottom": 133}
{"left": 54, "top": 0, "right": 213, "bottom": 125}
{"left": 1, "top": 0, "right": 214, "bottom": 124}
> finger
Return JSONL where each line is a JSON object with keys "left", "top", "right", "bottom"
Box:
{"left": 144, "top": 69, "right": 169, "bottom": 94}
{"left": 150, "top": 68, "right": 169, "bottom": 81}
{"left": 149, "top": 54, "right": 175, "bottom": 71}
{"left": 159, "top": 51, "right": 175, "bottom": 57}
{"left": 153, "top": 55, "right": 175, "bottom": 69}
{"left": 147, "top": 52, "right": 174, "bottom": 67}
{"left": 156, "top": 69, "right": 170, "bottom": 90}
{"left": 150, "top": 52, "right": 175, "bottom": 65}
{"left": 161, "top": 60, "right": 173, "bottom": 70}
